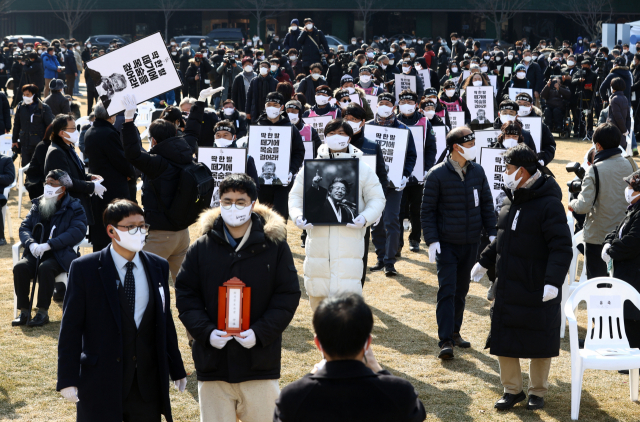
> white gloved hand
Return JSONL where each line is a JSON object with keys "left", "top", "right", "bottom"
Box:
{"left": 92, "top": 180, "right": 106, "bottom": 199}
{"left": 235, "top": 329, "right": 256, "bottom": 349}
{"left": 373, "top": 216, "right": 381, "bottom": 227}
{"left": 428, "top": 242, "right": 441, "bottom": 264}
{"left": 346, "top": 215, "right": 366, "bottom": 229}
{"left": 287, "top": 172, "right": 293, "bottom": 184}
{"left": 395, "top": 176, "right": 408, "bottom": 191}
{"left": 489, "top": 236, "right": 496, "bottom": 243}
{"left": 0, "top": 63, "right": 4, "bottom": 70}
{"left": 470, "top": 262, "right": 487, "bottom": 282}
{"left": 29, "top": 243, "right": 38, "bottom": 256}
{"left": 121, "top": 94, "right": 137, "bottom": 120}
{"left": 209, "top": 329, "right": 233, "bottom": 349}
{"left": 295, "top": 216, "right": 313, "bottom": 230}
{"left": 60, "top": 386, "right": 79, "bottom": 403}
{"left": 33, "top": 243, "right": 51, "bottom": 258}
{"left": 213, "top": 86, "right": 225, "bottom": 94}
{"left": 601, "top": 243, "right": 611, "bottom": 264}
{"left": 542, "top": 284, "right": 558, "bottom": 302}
{"left": 198, "top": 87, "right": 216, "bottom": 102}
{"left": 538, "top": 159, "right": 545, "bottom": 166}
{"left": 173, "top": 378, "right": 187, "bottom": 393}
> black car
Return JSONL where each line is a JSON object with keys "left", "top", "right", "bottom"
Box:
{"left": 206, "top": 28, "right": 245, "bottom": 46}
{"left": 5, "top": 35, "right": 50, "bottom": 46}
{"left": 173, "top": 35, "right": 213, "bottom": 49}
{"left": 84, "top": 35, "right": 128, "bottom": 51}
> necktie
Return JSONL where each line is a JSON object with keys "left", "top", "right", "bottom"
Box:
{"left": 124, "top": 262, "right": 135, "bottom": 316}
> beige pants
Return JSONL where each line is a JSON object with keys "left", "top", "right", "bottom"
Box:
{"left": 44, "top": 78, "right": 52, "bottom": 98}
{"left": 309, "top": 296, "right": 327, "bottom": 312}
{"left": 143, "top": 228, "right": 190, "bottom": 283}
{"left": 198, "top": 379, "right": 280, "bottom": 422}
{"left": 497, "top": 356, "right": 552, "bottom": 397}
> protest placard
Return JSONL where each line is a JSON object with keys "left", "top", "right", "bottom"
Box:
{"left": 394, "top": 74, "right": 416, "bottom": 100}
{"left": 462, "top": 70, "right": 471, "bottom": 82}
{"left": 488, "top": 75, "right": 498, "bottom": 95}
{"left": 85, "top": 32, "right": 182, "bottom": 116}
{"left": 479, "top": 147, "right": 508, "bottom": 210}
{"left": 417, "top": 69, "right": 431, "bottom": 89}
{"left": 449, "top": 111, "right": 465, "bottom": 129}
{"left": 518, "top": 116, "right": 542, "bottom": 152}
{"left": 364, "top": 124, "right": 409, "bottom": 188}
{"left": 365, "top": 95, "right": 378, "bottom": 114}
{"left": 198, "top": 147, "right": 247, "bottom": 208}
{"left": 0, "top": 135, "right": 11, "bottom": 154}
{"left": 303, "top": 142, "right": 314, "bottom": 160}
{"left": 503, "top": 66, "right": 511, "bottom": 79}
{"left": 433, "top": 126, "right": 447, "bottom": 163}
{"left": 475, "top": 129, "right": 501, "bottom": 150}
{"left": 349, "top": 94, "right": 362, "bottom": 107}
{"left": 467, "top": 86, "right": 494, "bottom": 123}
{"left": 508, "top": 88, "right": 533, "bottom": 101}
{"left": 247, "top": 125, "right": 292, "bottom": 186}
{"left": 409, "top": 126, "right": 425, "bottom": 182}
{"left": 303, "top": 115, "right": 332, "bottom": 142}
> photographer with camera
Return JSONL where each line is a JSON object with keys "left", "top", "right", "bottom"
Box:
{"left": 568, "top": 123, "right": 638, "bottom": 279}
{"left": 297, "top": 18, "right": 330, "bottom": 75}
{"left": 216, "top": 53, "right": 241, "bottom": 105}
{"left": 571, "top": 60, "right": 597, "bottom": 137}
{"left": 541, "top": 76, "right": 570, "bottom": 132}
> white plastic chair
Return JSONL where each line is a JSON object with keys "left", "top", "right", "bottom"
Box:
{"left": 2, "top": 181, "right": 16, "bottom": 239}
{"left": 75, "top": 116, "right": 91, "bottom": 131}
{"left": 565, "top": 277, "right": 640, "bottom": 420}
{"left": 17, "top": 162, "right": 30, "bottom": 218}
{"left": 561, "top": 230, "right": 588, "bottom": 337}
{"left": 134, "top": 104, "right": 154, "bottom": 130}
{"left": 0, "top": 133, "right": 13, "bottom": 155}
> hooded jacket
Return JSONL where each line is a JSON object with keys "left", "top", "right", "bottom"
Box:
{"left": 175, "top": 204, "right": 301, "bottom": 383}
{"left": 600, "top": 65, "right": 633, "bottom": 101}
{"left": 288, "top": 143, "right": 385, "bottom": 298}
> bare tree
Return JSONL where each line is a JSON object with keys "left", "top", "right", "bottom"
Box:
{"left": 237, "top": 0, "right": 284, "bottom": 40}
{"left": 47, "top": 0, "right": 98, "bottom": 39}
{"left": 158, "top": 0, "right": 186, "bottom": 41}
{"left": 354, "top": 0, "right": 387, "bottom": 43}
{"left": 0, "top": 0, "right": 16, "bottom": 14}
{"left": 468, "top": 0, "right": 532, "bottom": 42}
{"left": 559, "top": 0, "right": 612, "bottom": 40}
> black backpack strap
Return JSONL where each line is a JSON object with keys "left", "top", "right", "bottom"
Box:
{"left": 592, "top": 162, "right": 599, "bottom": 207}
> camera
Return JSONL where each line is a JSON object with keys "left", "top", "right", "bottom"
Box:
{"left": 594, "top": 53, "right": 607, "bottom": 73}
{"left": 566, "top": 161, "right": 586, "bottom": 194}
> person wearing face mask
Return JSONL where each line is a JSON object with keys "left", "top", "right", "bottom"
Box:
{"left": 492, "top": 101, "right": 538, "bottom": 152}
{"left": 42, "top": 46, "right": 62, "bottom": 98}
{"left": 355, "top": 66, "right": 381, "bottom": 96}
{"left": 12, "top": 169, "right": 87, "bottom": 327}
{"left": 601, "top": 170, "right": 640, "bottom": 351}
{"left": 368, "top": 92, "right": 417, "bottom": 276}
{"left": 397, "top": 57, "right": 425, "bottom": 98}
{"left": 268, "top": 57, "right": 291, "bottom": 83}
{"left": 376, "top": 54, "right": 399, "bottom": 85}
{"left": 421, "top": 101, "right": 446, "bottom": 129}
{"left": 13, "top": 84, "right": 54, "bottom": 166}
{"left": 297, "top": 17, "right": 330, "bottom": 75}
{"left": 514, "top": 92, "right": 556, "bottom": 165}
{"left": 295, "top": 62, "right": 327, "bottom": 107}
{"left": 518, "top": 49, "right": 543, "bottom": 103}
{"left": 245, "top": 61, "right": 278, "bottom": 122}
{"left": 44, "top": 78, "right": 71, "bottom": 116}
{"left": 185, "top": 52, "right": 214, "bottom": 101}
{"left": 289, "top": 118, "right": 385, "bottom": 307}
{"left": 230, "top": 57, "right": 256, "bottom": 113}
{"left": 541, "top": 76, "right": 571, "bottom": 131}
{"left": 286, "top": 99, "right": 321, "bottom": 161}
{"left": 285, "top": 48, "right": 303, "bottom": 77}
{"left": 439, "top": 80, "right": 471, "bottom": 125}
{"left": 283, "top": 19, "right": 302, "bottom": 52}
{"left": 440, "top": 61, "right": 462, "bottom": 87}
{"left": 210, "top": 121, "right": 259, "bottom": 186}
{"left": 216, "top": 99, "right": 248, "bottom": 139}
{"left": 421, "top": 127, "right": 497, "bottom": 360}
{"left": 472, "top": 144, "right": 571, "bottom": 411}
{"left": 498, "top": 64, "right": 532, "bottom": 103}
{"left": 325, "top": 51, "right": 347, "bottom": 89}
{"left": 572, "top": 59, "right": 598, "bottom": 138}
{"left": 450, "top": 32, "right": 466, "bottom": 64}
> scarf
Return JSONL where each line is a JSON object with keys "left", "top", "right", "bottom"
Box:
{"left": 374, "top": 113, "right": 397, "bottom": 127}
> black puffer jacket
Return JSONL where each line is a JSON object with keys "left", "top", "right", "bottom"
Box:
{"left": 478, "top": 175, "right": 572, "bottom": 358}
{"left": 44, "top": 91, "right": 71, "bottom": 116}
{"left": 175, "top": 204, "right": 301, "bottom": 383}
{"left": 12, "top": 99, "right": 54, "bottom": 151}
{"left": 421, "top": 158, "right": 497, "bottom": 245}
{"left": 297, "top": 28, "right": 330, "bottom": 67}
{"left": 245, "top": 74, "right": 278, "bottom": 122}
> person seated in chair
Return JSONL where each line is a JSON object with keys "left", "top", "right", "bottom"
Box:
{"left": 12, "top": 169, "right": 87, "bottom": 327}
{"left": 0, "top": 151, "right": 15, "bottom": 246}
{"left": 540, "top": 77, "right": 570, "bottom": 131}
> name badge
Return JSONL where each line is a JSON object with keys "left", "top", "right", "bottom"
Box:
{"left": 511, "top": 210, "right": 520, "bottom": 231}
{"left": 158, "top": 283, "right": 165, "bottom": 313}
{"left": 473, "top": 188, "right": 479, "bottom": 207}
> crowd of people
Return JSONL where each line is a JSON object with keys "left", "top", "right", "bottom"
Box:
{"left": 1, "top": 19, "right": 640, "bottom": 422}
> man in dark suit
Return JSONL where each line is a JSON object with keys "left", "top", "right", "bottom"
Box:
{"left": 57, "top": 199, "right": 187, "bottom": 422}
{"left": 305, "top": 173, "right": 356, "bottom": 224}
{"left": 274, "top": 293, "right": 426, "bottom": 422}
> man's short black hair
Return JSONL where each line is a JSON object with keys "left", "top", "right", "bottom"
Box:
{"left": 502, "top": 143, "right": 537, "bottom": 175}
{"left": 148, "top": 119, "right": 177, "bottom": 143}
{"left": 219, "top": 173, "right": 258, "bottom": 202}
{"left": 450, "top": 33, "right": 458, "bottom": 39}
{"left": 103, "top": 199, "right": 144, "bottom": 228}
{"left": 592, "top": 123, "right": 621, "bottom": 150}
{"left": 343, "top": 103, "right": 366, "bottom": 121}
{"left": 324, "top": 118, "right": 353, "bottom": 137}
{"left": 611, "top": 77, "right": 626, "bottom": 92}
{"left": 313, "top": 293, "right": 373, "bottom": 359}
{"left": 309, "top": 62, "right": 323, "bottom": 71}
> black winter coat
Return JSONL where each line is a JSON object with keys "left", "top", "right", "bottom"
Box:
{"left": 607, "top": 90, "right": 630, "bottom": 135}
{"left": 421, "top": 158, "right": 497, "bottom": 245}
{"left": 24, "top": 139, "right": 50, "bottom": 199}
{"left": 13, "top": 100, "right": 54, "bottom": 151}
{"left": 0, "top": 92, "right": 10, "bottom": 132}
{"left": 296, "top": 74, "right": 326, "bottom": 107}
{"left": 44, "top": 91, "right": 71, "bottom": 116}
{"left": 600, "top": 66, "right": 633, "bottom": 102}
{"left": 175, "top": 205, "right": 301, "bottom": 382}
{"left": 605, "top": 201, "right": 640, "bottom": 320}
{"left": 253, "top": 113, "right": 306, "bottom": 175}
{"left": 185, "top": 61, "right": 213, "bottom": 99}
{"left": 283, "top": 28, "right": 302, "bottom": 52}
{"left": 245, "top": 75, "right": 277, "bottom": 122}
{"left": 24, "top": 58, "right": 45, "bottom": 91}
{"left": 197, "top": 110, "right": 220, "bottom": 148}
{"left": 216, "top": 108, "right": 248, "bottom": 139}
{"left": 479, "top": 175, "right": 572, "bottom": 358}
{"left": 297, "top": 28, "right": 330, "bottom": 67}
{"left": 231, "top": 72, "right": 252, "bottom": 113}
{"left": 325, "top": 63, "right": 344, "bottom": 90}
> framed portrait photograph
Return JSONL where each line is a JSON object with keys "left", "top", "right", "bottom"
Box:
{"left": 303, "top": 159, "right": 360, "bottom": 226}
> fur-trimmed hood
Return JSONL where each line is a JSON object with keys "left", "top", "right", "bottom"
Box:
{"left": 197, "top": 202, "right": 287, "bottom": 243}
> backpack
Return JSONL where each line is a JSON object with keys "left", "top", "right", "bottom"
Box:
{"left": 150, "top": 160, "right": 215, "bottom": 230}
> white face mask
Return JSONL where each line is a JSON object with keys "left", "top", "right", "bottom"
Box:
{"left": 315, "top": 95, "right": 329, "bottom": 106}
{"left": 409, "top": 53, "right": 415, "bottom": 58}
{"left": 480, "top": 66, "right": 488, "bottom": 72}
{"left": 516, "top": 72, "right": 526, "bottom": 80}
{"left": 503, "top": 167, "right": 523, "bottom": 190}
{"left": 503, "top": 138, "right": 519, "bottom": 148}
{"left": 377, "top": 105, "right": 393, "bottom": 118}
{"left": 472, "top": 80, "right": 483, "bottom": 86}
{"left": 625, "top": 186, "right": 638, "bottom": 204}
{"left": 517, "top": 106, "right": 531, "bottom": 116}
{"left": 270, "top": 64, "right": 278, "bottom": 72}
{"left": 523, "top": 56, "right": 532, "bottom": 62}
{"left": 359, "top": 75, "right": 371, "bottom": 83}
{"left": 508, "top": 54, "right": 514, "bottom": 60}
{"left": 352, "top": 41, "right": 357, "bottom": 45}
{"left": 306, "top": 24, "right": 314, "bottom": 30}
{"left": 495, "top": 56, "right": 502, "bottom": 62}
{"left": 247, "top": 42, "right": 252, "bottom": 46}
{"left": 445, "top": 89, "right": 456, "bottom": 97}
{"left": 425, "top": 110, "right": 436, "bottom": 119}
{"left": 367, "top": 52, "right": 374, "bottom": 58}
{"left": 567, "top": 60, "right": 575, "bottom": 66}
{"left": 484, "top": 56, "right": 490, "bottom": 60}
{"left": 339, "top": 101, "right": 350, "bottom": 110}
{"left": 223, "top": 107, "right": 235, "bottom": 116}
{"left": 64, "top": 130, "right": 79, "bottom": 144}
{"left": 44, "top": 184, "right": 62, "bottom": 199}
{"left": 291, "top": 26, "right": 297, "bottom": 31}
{"left": 244, "top": 65, "right": 253, "bottom": 72}
{"left": 23, "top": 95, "right": 33, "bottom": 105}
{"left": 380, "top": 63, "right": 387, "bottom": 69}
{"left": 389, "top": 60, "right": 394, "bottom": 65}
{"left": 500, "top": 113, "right": 516, "bottom": 124}
{"left": 170, "top": 42, "right": 175, "bottom": 46}
{"left": 61, "top": 48, "right": 66, "bottom": 52}
{"left": 289, "top": 55, "right": 296, "bottom": 61}
{"left": 215, "top": 137, "right": 234, "bottom": 147}
{"left": 114, "top": 228, "right": 145, "bottom": 253}
{"left": 457, "top": 144, "right": 476, "bottom": 161}
{"left": 451, "top": 67, "right": 458, "bottom": 73}
{"left": 591, "top": 48, "right": 596, "bottom": 53}
{"left": 265, "top": 106, "right": 280, "bottom": 119}
{"left": 399, "top": 103, "right": 415, "bottom": 115}
{"left": 415, "top": 64, "right": 422, "bottom": 71}
{"left": 325, "top": 134, "right": 350, "bottom": 151}
{"left": 220, "top": 203, "right": 254, "bottom": 227}
{"left": 347, "top": 120, "right": 362, "bottom": 133}
{"left": 259, "top": 67, "right": 268, "bottom": 75}
{"left": 311, "top": 73, "right": 321, "bottom": 80}
{"left": 346, "top": 87, "right": 355, "bottom": 94}
{"left": 287, "top": 112, "right": 299, "bottom": 124}
{"left": 402, "top": 66, "right": 411, "bottom": 74}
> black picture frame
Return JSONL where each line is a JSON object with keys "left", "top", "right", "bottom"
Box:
{"left": 303, "top": 158, "right": 360, "bottom": 226}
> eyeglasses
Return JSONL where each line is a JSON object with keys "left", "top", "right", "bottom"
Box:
{"left": 340, "top": 99, "right": 351, "bottom": 103}
{"left": 221, "top": 201, "right": 252, "bottom": 210}
{"left": 116, "top": 224, "right": 150, "bottom": 235}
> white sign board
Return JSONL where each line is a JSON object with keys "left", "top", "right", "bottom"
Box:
{"left": 349, "top": 94, "right": 361, "bottom": 107}
{"left": 503, "top": 66, "right": 511, "bottom": 79}
{"left": 85, "top": 32, "right": 182, "bottom": 116}
{"left": 417, "top": 69, "right": 431, "bottom": 89}
{"left": 449, "top": 111, "right": 465, "bottom": 129}
{"left": 364, "top": 125, "right": 409, "bottom": 188}
{"left": 508, "top": 88, "right": 533, "bottom": 101}
{"left": 247, "top": 125, "right": 292, "bottom": 186}
{"left": 0, "top": 135, "right": 12, "bottom": 155}
{"left": 462, "top": 70, "right": 471, "bottom": 82}
{"left": 433, "top": 126, "right": 447, "bottom": 164}
{"left": 467, "top": 86, "right": 495, "bottom": 123}
{"left": 409, "top": 126, "right": 425, "bottom": 182}
{"left": 475, "top": 129, "right": 501, "bottom": 151}
{"left": 488, "top": 75, "right": 498, "bottom": 95}
{"left": 479, "top": 147, "right": 508, "bottom": 205}
{"left": 198, "top": 147, "right": 247, "bottom": 208}
{"left": 394, "top": 74, "right": 416, "bottom": 101}
{"left": 518, "top": 116, "right": 542, "bottom": 152}
{"left": 365, "top": 95, "right": 378, "bottom": 114}
{"left": 303, "top": 115, "right": 332, "bottom": 142}
{"left": 303, "top": 142, "right": 314, "bottom": 160}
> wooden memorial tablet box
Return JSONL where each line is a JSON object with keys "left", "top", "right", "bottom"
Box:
{"left": 217, "top": 277, "right": 251, "bottom": 336}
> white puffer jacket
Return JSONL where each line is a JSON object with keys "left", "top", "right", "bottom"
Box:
{"left": 288, "top": 143, "right": 386, "bottom": 298}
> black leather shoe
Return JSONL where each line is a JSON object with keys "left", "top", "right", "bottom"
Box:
{"left": 526, "top": 394, "right": 544, "bottom": 410}
{"left": 27, "top": 313, "right": 49, "bottom": 327}
{"left": 452, "top": 332, "right": 471, "bottom": 348}
{"left": 369, "top": 262, "right": 384, "bottom": 272}
{"left": 384, "top": 266, "right": 397, "bottom": 277}
{"left": 409, "top": 240, "right": 420, "bottom": 252}
{"left": 11, "top": 312, "right": 29, "bottom": 326}
{"left": 619, "top": 369, "right": 630, "bottom": 374}
{"left": 494, "top": 391, "right": 526, "bottom": 410}
{"left": 438, "top": 342, "right": 454, "bottom": 360}
{"left": 0, "top": 237, "right": 7, "bottom": 246}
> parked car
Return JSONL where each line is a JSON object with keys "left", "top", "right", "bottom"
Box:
{"left": 325, "top": 35, "right": 348, "bottom": 52}
{"left": 84, "top": 35, "right": 128, "bottom": 50}
{"left": 206, "top": 28, "right": 245, "bottom": 46}
{"left": 474, "top": 38, "right": 512, "bottom": 52}
{"left": 174, "top": 35, "right": 214, "bottom": 50}
{"left": 5, "top": 35, "right": 50, "bottom": 46}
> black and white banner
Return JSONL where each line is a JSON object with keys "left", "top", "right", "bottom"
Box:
{"left": 247, "top": 125, "right": 292, "bottom": 186}
{"left": 364, "top": 125, "right": 409, "bottom": 188}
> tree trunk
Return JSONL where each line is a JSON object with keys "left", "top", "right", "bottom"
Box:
{"left": 67, "top": 23, "right": 73, "bottom": 40}
{"left": 494, "top": 19, "right": 501, "bottom": 41}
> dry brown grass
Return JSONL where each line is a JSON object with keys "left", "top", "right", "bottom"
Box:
{"left": 1, "top": 92, "right": 639, "bottom": 421}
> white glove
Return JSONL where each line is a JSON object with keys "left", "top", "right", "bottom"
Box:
{"left": 395, "top": 176, "right": 408, "bottom": 191}
{"left": 33, "top": 243, "right": 51, "bottom": 258}
{"left": 428, "top": 242, "right": 441, "bottom": 264}
{"left": 295, "top": 216, "right": 313, "bottom": 230}
{"left": 60, "top": 386, "right": 79, "bottom": 403}
{"left": 213, "top": 86, "right": 225, "bottom": 94}
{"left": 234, "top": 329, "right": 256, "bottom": 349}
{"left": 287, "top": 172, "right": 293, "bottom": 184}
{"left": 173, "top": 377, "right": 187, "bottom": 393}
{"left": 623, "top": 131, "right": 629, "bottom": 137}
{"left": 209, "top": 329, "right": 233, "bottom": 349}
{"left": 373, "top": 216, "right": 381, "bottom": 227}
{"left": 470, "top": 262, "right": 487, "bottom": 282}
{"left": 542, "top": 284, "right": 558, "bottom": 302}
{"left": 198, "top": 87, "right": 216, "bottom": 101}
{"left": 346, "top": 215, "right": 366, "bottom": 229}
{"left": 0, "top": 63, "right": 4, "bottom": 69}
{"left": 92, "top": 180, "right": 106, "bottom": 199}
{"left": 121, "top": 94, "right": 137, "bottom": 120}
{"left": 538, "top": 159, "right": 545, "bottom": 166}
{"left": 29, "top": 243, "right": 38, "bottom": 256}
{"left": 489, "top": 236, "right": 496, "bottom": 243}
{"left": 601, "top": 243, "right": 611, "bottom": 264}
